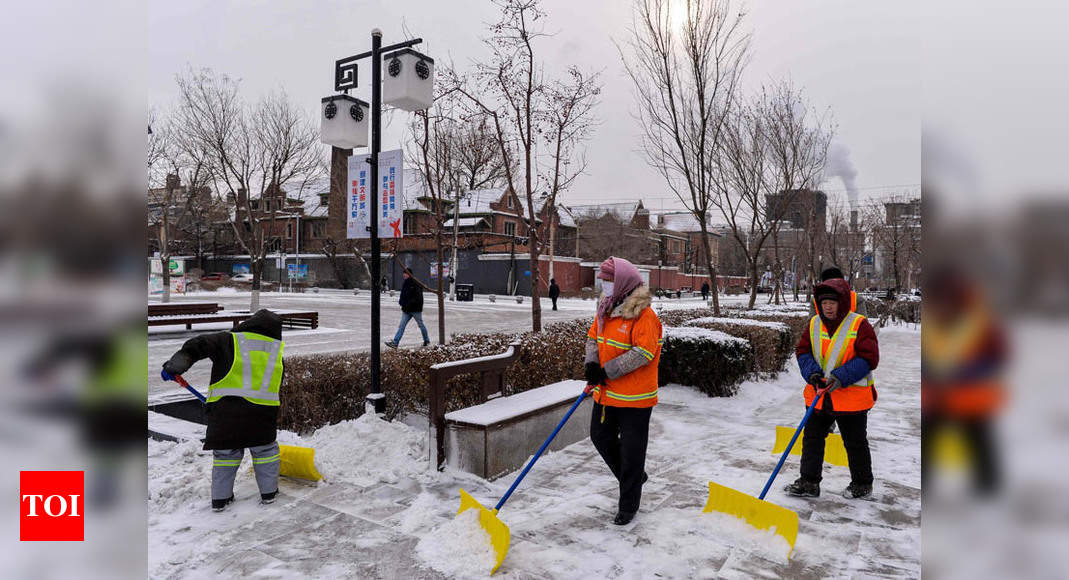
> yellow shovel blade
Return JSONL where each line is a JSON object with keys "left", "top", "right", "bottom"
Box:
{"left": 278, "top": 444, "right": 323, "bottom": 481}
{"left": 934, "top": 426, "right": 971, "bottom": 469}
{"left": 702, "top": 481, "right": 798, "bottom": 559}
{"left": 773, "top": 425, "right": 850, "bottom": 467}
{"left": 458, "top": 488, "right": 510, "bottom": 575}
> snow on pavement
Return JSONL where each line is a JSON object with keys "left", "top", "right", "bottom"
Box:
{"left": 148, "top": 322, "right": 920, "bottom": 578}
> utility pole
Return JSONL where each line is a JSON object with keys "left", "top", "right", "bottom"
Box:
{"left": 327, "top": 30, "right": 426, "bottom": 415}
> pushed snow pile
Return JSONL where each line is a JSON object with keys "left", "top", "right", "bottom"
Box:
{"left": 415, "top": 508, "right": 496, "bottom": 578}
{"left": 148, "top": 439, "right": 213, "bottom": 515}
{"left": 290, "top": 413, "right": 427, "bottom": 486}
{"left": 693, "top": 509, "right": 792, "bottom": 564}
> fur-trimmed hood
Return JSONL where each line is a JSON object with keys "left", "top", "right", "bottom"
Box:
{"left": 612, "top": 285, "right": 652, "bottom": 320}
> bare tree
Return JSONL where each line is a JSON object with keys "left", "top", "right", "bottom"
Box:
{"left": 447, "top": 0, "right": 594, "bottom": 332}
{"left": 174, "top": 68, "right": 321, "bottom": 310}
{"left": 539, "top": 68, "right": 601, "bottom": 282}
{"left": 712, "top": 81, "right": 833, "bottom": 309}
{"left": 866, "top": 194, "right": 921, "bottom": 292}
{"left": 621, "top": 0, "right": 750, "bottom": 315}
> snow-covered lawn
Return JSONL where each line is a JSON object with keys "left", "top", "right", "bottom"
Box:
{"left": 148, "top": 321, "right": 919, "bottom": 579}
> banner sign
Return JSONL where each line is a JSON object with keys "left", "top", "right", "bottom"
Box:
{"left": 348, "top": 149, "right": 404, "bottom": 239}
{"left": 287, "top": 264, "right": 309, "bottom": 280}
{"left": 429, "top": 262, "right": 450, "bottom": 280}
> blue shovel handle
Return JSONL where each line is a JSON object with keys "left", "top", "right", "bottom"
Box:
{"left": 758, "top": 387, "right": 828, "bottom": 500}
{"left": 494, "top": 391, "right": 589, "bottom": 512}
{"left": 173, "top": 374, "right": 207, "bottom": 403}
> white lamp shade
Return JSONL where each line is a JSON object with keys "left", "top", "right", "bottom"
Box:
{"left": 320, "top": 95, "right": 369, "bottom": 149}
{"left": 382, "top": 48, "right": 434, "bottom": 112}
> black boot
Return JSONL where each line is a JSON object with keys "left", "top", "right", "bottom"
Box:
{"left": 642, "top": 472, "right": 648, "bottom": 484}
{"left": 783, "top": 478, "right": 820, "bottom": 498}
{"left": 211, "top": 495, "right": 234, "bottom": 512}
{"left": 613, "top": 510, "right": 636, "bottom": 525}
{"left": 260, "top": 491, "right": 277, "bottom": 504}
{"left": 842, "top": 482, "right": 873, "bottom": 499}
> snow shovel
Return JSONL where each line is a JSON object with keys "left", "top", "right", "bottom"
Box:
{"left": 457, "top": 390, "right": 590, "bottom": 575}
{"left": 772, "top": 425, "right": 850, "bottom": 467}
{"left": 172, "top": 374, "right": 324, "bottom": 482}
{"left": 703, "top": 386, "right": 830, "bottom": 560}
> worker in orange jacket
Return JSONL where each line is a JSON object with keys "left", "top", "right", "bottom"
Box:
{"left": 584, "top": 257, "right": 663, "bottom": 525}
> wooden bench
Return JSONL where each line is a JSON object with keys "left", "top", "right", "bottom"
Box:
{"left": 443, "top": 380, "right": 591, "bottom": 480}
{"left": 147, "top": 302, "right": 222, "bottom": 317}
{"left": 147, "top": 309, "right": 319, "bottom": 330}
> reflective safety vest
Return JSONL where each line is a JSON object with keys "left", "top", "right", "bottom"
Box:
{"left": 88, "top": 329, "right": 148, "bottom": 405}
{"left": 587, "top": 308, "right": 663, "bottom": 408}
{"left": 804, "top": 311, "right": 875, "bottom": 412}
{"left": 207, "top": 332, "right": 285, "bottom": 406}
{"left": 922, "top": 307, "right": 1004, "bottom": 418}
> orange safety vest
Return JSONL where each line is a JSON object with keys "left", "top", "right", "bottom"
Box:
{"left": 587, "top": 308, "right": 663, "bottom": 408}
{"left": 804, "top": 311, "right": 876, "bottom": 412}
{"left": 922, "top": 308, "right": 1005, "bottom": 418}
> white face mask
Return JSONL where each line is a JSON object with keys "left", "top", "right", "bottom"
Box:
{"left": 601, "top": 281, "right": 614, "bottom": 297}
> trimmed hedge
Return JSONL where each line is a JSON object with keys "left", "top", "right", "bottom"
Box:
{"left": 684, "top": 317, "right": 792, "bottom": 375}
{"left": 659, "top": 326, "right": 753, "bottom": 397}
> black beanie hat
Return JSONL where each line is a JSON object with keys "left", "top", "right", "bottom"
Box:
{"left": 815, "top": 286, "right": 839, "bottom": 304}
{"left": 820, "top": 267, "right": 844, "bottom": 282}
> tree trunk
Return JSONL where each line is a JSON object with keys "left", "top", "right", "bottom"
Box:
{"left": 528, "top": 242, "right": 542, "bottom": 332}
{"left": 698, "top": 223, "right": 721, "bottom": 315}
{"left": 747, "top": 257, "right": 760, "bottom": 310}
{"left": 251, "top": 257, "right": 262, "bottom": 312}
{"left": 436, "top": 230, "right": 446, "bottom": 344}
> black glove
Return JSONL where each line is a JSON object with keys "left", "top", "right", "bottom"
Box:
{"left": 825, "top": 375, "right": 843, "bottom": 392}
{"left": 585, "top": 362, "right": 607, "bottom": 386}
{"left": 162, "top": 352, "right": 194, "bottom": 376}
{"left": 807, "top": 372, "right": 825, "bottom": 387}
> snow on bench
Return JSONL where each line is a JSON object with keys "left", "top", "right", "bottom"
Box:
{"left": 443, "top": 380, "right": 591, "bottom": 480}
{"left": 444, "top": 379, "right": 584, "bottom": 427}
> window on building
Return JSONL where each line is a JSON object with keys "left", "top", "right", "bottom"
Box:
{"left": 404, "top": 214, "right": 418, "bottom": 235}
{"left": 286, "top": 223, "right": 292, "bottom": 239}
{"left": 506, "top": 194, "right": 513, "bottom": 209}
{"left": 504, "top": 221, "right": 516, "bottom": 237}
{"left": 311, "top": 221, "right": 326, "bottom": 239}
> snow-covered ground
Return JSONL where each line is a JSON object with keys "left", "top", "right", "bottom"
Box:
{"left": 147, "top": 321, "right": 920, "bottom": 578}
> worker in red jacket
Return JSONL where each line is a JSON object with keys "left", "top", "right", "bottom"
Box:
{"left": 785, "top": 277, "right": 880, "bottom": 500}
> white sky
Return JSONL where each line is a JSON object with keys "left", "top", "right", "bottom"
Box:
{"left": 146, "top": 0, "right": 921, "bottom": 214}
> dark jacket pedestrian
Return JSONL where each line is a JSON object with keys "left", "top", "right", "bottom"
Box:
{"left": 387, "top": 269, "right": 430, "bottom": 347}
{"left": 549, "top": 278, "right": 561, "bottom": 311}
{"left": 399, "top": 273, "right": 424, "bottom": 313}
{"left": 700, "top": 281, "right": 711, "bottom": 300}
{"left": 160, "top": 309, "right": 285, "bottom": 510}
{"left": 786, "top": 278, "right": 880, "bottom": 500}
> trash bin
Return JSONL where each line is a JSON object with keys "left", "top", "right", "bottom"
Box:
{"left": 456, "top": 284, "right": 474, "bottom": 302}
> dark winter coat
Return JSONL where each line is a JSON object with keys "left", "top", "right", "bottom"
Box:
{"left": 162, "top": 309, "right": 283, "bottom": 450}
{"left": 701, "top": 282, "right": 711, "bottom": 294}
{"left": 796, "top": 278, "right": 879, "bottom": 414}
{"left": 399, "top": 277, "right": 424, "bottom": 313}
{"left": 549, "top": 281, "right": 561, "bottom": 299}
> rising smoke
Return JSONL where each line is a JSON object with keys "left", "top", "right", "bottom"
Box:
{"left": 826, "top": 142, "right": 859, "bottom": 229}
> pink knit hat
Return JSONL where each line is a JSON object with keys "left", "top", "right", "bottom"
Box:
{"left": 597, "top": 257, "right": 615, "bottom": 281}
{"left": 596, "top": 257, "right": 644, "bottom": 330}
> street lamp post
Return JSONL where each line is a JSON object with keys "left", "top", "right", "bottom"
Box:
{"left": 327, "top": 30, "right": 427, "bottom": 415}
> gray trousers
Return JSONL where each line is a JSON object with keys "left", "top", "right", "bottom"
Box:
{"left": 212, "top": 441, "right": 280, "bottom": 500}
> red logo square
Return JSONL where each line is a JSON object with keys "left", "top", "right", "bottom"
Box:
{"left": 19, "top": 471, "right": 84, "bottom": 541}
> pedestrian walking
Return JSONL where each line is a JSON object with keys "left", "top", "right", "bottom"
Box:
{"left": 785, "top": 278, "right": 880, "bottom": 500}
{"left": 159, "top": 309, "right": 285, "bottom": 511}
{"left": 584, "top": 257, "right": 663, "bottom": 525}
{"left": 701, "top": 281, "right": 710, "bottom": 301}
{"left": 549, "top": 278, "right": 561, "bottom": 311}
{"left": 386, "top": 268, "right": 430, "bottom": 348}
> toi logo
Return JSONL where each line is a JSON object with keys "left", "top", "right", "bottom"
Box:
{"left": 19, "top": 471, "right": 84, "bottom": 541}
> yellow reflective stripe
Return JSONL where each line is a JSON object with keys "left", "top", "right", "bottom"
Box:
{"left": 604, "top": 338, "right": 631, "bottom": 350}
{"left": 605, "top": 389, "right": 659, "bottom": 401}
{"left": 213, "top": 460, "right": 241, "bottom": 466}
{"left": 633, "top": 346, "right": 655, "bottom": 361}
{"left": 252, "top": 455, "right": 280, "bottom": 464}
